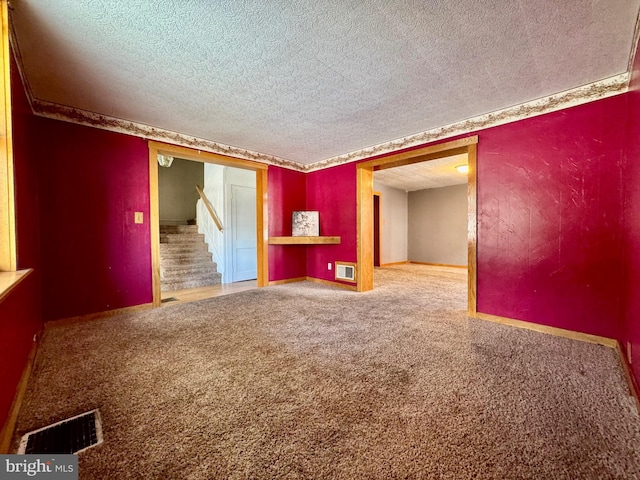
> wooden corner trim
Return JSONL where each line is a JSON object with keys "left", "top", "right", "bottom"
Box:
{"left": 617, "top": 341, "right": 640, "bottom": 414}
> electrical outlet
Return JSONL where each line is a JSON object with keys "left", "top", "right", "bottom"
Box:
{"left": 328, "top": 263, "right": 332, "bottom": 270}
{"left": 134, "top": 212, "right": 144, "bottom": 224}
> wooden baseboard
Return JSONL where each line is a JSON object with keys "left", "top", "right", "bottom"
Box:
{"left": 617, "top": 341, "right": 640, "bottom": 413}
{"left": 0, "top": 329, "right": 41, "bottom": 453}
{"left": 474, "top": 312, "right": 618, "bottom": 348}
{"left": 268, "top": 277, "right": 307, "bottom": 286}
{"left": 410, "top": 261, "right": 467, "bottom": 269}
{"left": 269, "top": 277, "right": 357, "bottom": 291}
{"left": 379, "top": 261, "right": 409, "bottom": 267}
{"left": 305, "top": 277, "right": 358, "bottom": 291}
{"left": 47, "top": 302, "right": 154, "bottom": 328}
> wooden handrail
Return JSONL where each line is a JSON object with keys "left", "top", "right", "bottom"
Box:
{"left": 196, "top": 185, "right": 223, "bottom": 232}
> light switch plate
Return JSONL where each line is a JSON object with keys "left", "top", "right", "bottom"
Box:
{"left": 134, "top": 212, "right": 143, "bottom": 224}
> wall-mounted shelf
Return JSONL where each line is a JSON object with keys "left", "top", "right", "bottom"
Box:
{"left": 268, "top": 236, "right": 341, "bottom": 245}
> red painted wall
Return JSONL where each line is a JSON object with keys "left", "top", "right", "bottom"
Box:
{"left": 624, "top": 42, "right": 640, "bottom": 386}
{"left": 34, "top": 118, "right": 152, "bottom": 321}
{"left": 477, "top": 96, "right": 627, "bottom": 339}
{"left": 0, "top": 53, "right": 42, "bottom": 430}
{"left": 268, "top": 166, "right": 307, "bottom": 281}
{"left": 305, "top": 164, "right": 357, "bottom": 284}
{"left": 0, "top": 275, "right": 41, "bottom": 432}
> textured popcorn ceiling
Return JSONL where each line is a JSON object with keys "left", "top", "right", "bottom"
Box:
{"left": 10, "top": 0, "right": 640, "bottom": 167}
{"left": 374, "top": 154, "right": 469, "bottom": 191}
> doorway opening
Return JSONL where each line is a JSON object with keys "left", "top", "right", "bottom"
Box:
{"left": 356, "top": 136, "right": 478, "bottom": 315}
{"left": 148, "top": 142, "right": 268, "bottom": 307}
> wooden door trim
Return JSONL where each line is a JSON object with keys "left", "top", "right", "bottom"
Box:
{"left": 148, "top": 142, "right": 269, "bottom": 307}
{"left": 356, "top": 136, "right": 478, "bottom": 315}
{"left": 373, "top": 192, "right": 381, "bottom": 268}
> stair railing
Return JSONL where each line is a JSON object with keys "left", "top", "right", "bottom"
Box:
{"left": 196, "top": 185, "right": 223, "bottom": 232}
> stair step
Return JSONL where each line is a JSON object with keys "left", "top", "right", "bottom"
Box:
{"left": 160, "top": 233, "right": 206, "bottom": 244}
{"left": 161, "top": 272, "right": 222, "bottom": 292}
{"left": 160, "top": 243, "right": 209, "bottom": 254}
{"left": 159, "top": 224, "right": 198, "bottom": 234}
{"left": 161, "top": 263, "right": 219, "bottom": 279}
{"left": 159, "top": 223, "right": 221, "bottom": 291}
{"left": 160, "top": 253, "right": 213, "bottom": 266}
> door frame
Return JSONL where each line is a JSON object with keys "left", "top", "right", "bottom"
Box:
{"left": 356, "top": 135, "right": 478, "bottom": 316}
{"left": 373, "top": 191, "right": 381, "bottom": 267}
{"left": 148, "top": 141, "right": 268, "bottom": 307}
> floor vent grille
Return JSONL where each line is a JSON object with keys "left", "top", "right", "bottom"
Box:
{"left": 18, "top": 409, "right": 103, "bottom": 455}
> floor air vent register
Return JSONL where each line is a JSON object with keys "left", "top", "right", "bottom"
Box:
{"left": 18, "top": 409, "right": 103, "bottom": 455}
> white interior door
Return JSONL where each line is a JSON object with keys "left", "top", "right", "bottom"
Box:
{"left": 229, "top": 184, "right": 257, "bottom": 282}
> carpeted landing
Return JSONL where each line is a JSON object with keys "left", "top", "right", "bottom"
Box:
{"left": 12, "top": 265, "right": 640, "bottom": 479}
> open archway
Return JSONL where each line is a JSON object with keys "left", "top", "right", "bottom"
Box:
{"left": 148, "top": 141, "right": 269, "bottom": 307}
{"left": 356, "top": 136, "right": 478, "bottom": 316}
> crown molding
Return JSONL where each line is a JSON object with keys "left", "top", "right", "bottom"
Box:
{"left": 30, "top": 99, "right": 307, "bottom": 172}
{"left": 303, "top": 73, "right": 629, "bottom": 172}
{"left": 28, "top": 73, "right": 629, "bottom": 174}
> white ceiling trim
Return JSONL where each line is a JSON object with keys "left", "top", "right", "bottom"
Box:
{"left": 26, "top": 73, "right": 627, "bottom": 174}
{"left": 304, "top": 73, "right": 629, "bottom": 172}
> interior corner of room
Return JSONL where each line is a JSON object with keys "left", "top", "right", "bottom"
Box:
{"left": 2, "top": 1, "right": 640, "bottom": 476}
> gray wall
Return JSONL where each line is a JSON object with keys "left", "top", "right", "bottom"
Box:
{"left": 373, "top": 181, "right": 408, "bottom": 265}
{"left": 408, "top": 184, "right": 467, "bottom": 266}
{"left": 159, "top": 158, "right": 204, "bottom": 224}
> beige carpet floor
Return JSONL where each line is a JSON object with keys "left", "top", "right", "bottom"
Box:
{"left": 12, "top": 265, "right": 640, "bottom": 479}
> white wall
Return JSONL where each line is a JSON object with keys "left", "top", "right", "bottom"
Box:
{"left": 408, "top": 184, "right": 467, "bottom": 266}
{"left": 199, "top": 163, "right": 225, "bottom": 277}
{"left": 373, "top": 181, "right": 408, "bottom": 265}
{"left": 199, "top": 165, "right": 256, "bottom": 283}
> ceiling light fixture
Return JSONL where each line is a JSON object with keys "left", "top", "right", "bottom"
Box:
{"left": 157, "top": 154, "right": 174, "bottom": 168}
{"left": 455, "top": 164, "right": 469, "bottom": 173}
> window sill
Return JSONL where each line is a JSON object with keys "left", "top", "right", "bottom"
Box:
{"left": 0, "top": 269, "right": 33, "bottom": 304}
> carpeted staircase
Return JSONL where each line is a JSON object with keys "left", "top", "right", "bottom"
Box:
{"left": 159, "top": 224, "right": 222, "bottom": 292}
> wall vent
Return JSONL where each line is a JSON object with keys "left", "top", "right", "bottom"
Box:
{"left": 335, "top": 262, "right": 356, "bottom": 282}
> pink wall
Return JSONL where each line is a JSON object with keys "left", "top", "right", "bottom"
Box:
{"left": 268, "top": 166, "right": 307, "bottom": 281}
{"left": 305, "top": 164, "right": 358, "bottom": 284}
{"left": 624, "top": 41, "right": 640, "bottom": 387}
{"left": 0, "top": 53, "right": 42, "bottom": 430}
{"left": 477, "top": 96, "right": 627, "bottom": 339}
{"left": 34, "top": 118, "right": 152, "bottom": 321}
